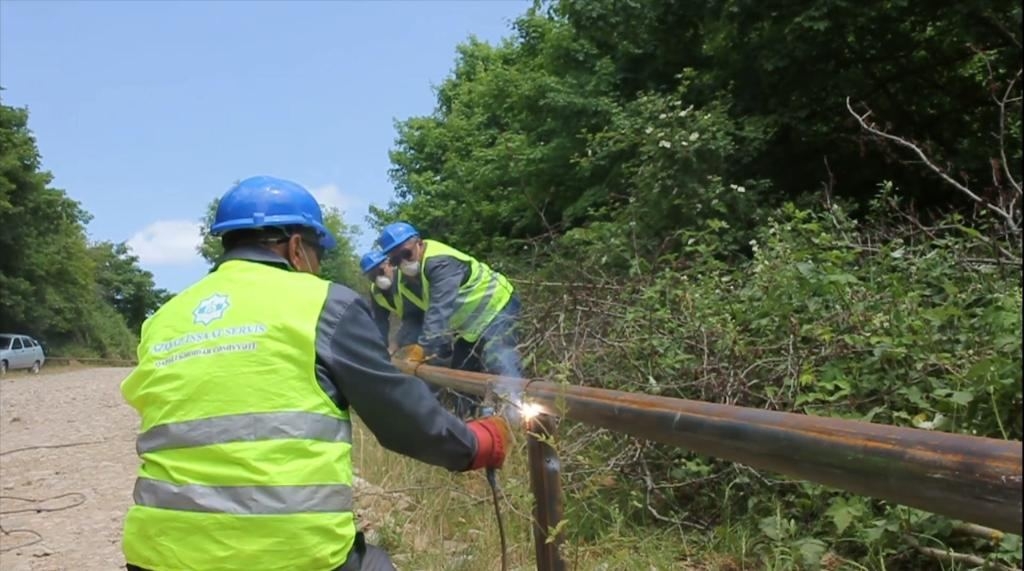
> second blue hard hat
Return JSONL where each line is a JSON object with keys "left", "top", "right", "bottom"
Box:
{"left": 360, "top": 251, "right": 387, "bottom": 274}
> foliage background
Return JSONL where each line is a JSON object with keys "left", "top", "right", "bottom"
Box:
{"left": 1, "top": 0, "right": 1020, "bottom": 566}
{"left": 372, "top": 1, "right": 1023, "bottom": 568}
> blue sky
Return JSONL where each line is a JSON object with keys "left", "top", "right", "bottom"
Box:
{"left": 0, "top": 0, "right": 529, "bottom": 292}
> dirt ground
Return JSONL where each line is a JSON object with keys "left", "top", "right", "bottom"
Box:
{"left": 0, "top": 368, "right": 138, "bottom": 570}
{"left": 0, "top": 368, "right": 411, "bottom": 571}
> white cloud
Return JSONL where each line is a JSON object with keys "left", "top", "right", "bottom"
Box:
{"left": 127, "top": 219, "right": 203, "bottom": 265}
{"left": 311, "top": 183, "right": 355, "bottom": 213}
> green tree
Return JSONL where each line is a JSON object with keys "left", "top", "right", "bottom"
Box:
{"left": 197, "top": 197, "right": 363, "bottom": 289}
{"left": 0, "top": 97, "right": 156, "bottom": 358}
{"left": 1, "top": 100, "right": 102, "bottom": 343}
{"left": 377, "top": 0, "right": 1021, "bottom": 258}
{"left": 90, "top": 241, "right": 172, "bottom": 332}
{"left": 379, "top": 23, "right": 621, "bottom": 257}
{"left": 565, "top": 0, "right": 1022, "bottom": 209}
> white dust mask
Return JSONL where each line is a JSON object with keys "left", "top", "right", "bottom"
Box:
{"left": 400, "top": 260, "right": 420, "bottom": 277}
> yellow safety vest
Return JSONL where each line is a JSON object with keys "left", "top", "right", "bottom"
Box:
{"left": 120, "top": 259, "right": 355, "bottom": 571}
{"left": 370, "top": 283, "right": 401, "bottom": 317}
{"left": 398, "top": 239, "right": 513, "bottom": 342}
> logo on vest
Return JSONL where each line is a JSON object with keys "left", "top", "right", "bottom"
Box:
{"left": 193, "top": 294, "right": 231, "bottom": 325}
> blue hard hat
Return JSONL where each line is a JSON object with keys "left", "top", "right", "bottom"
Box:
{"left": 376, "top": 222, "right": 419, "bottom": 254}
{"left": 211, "top": 176, "right": 337, "bottom": 250}
{"left": 360, "top": 251, "right": 387, "bottom": 274}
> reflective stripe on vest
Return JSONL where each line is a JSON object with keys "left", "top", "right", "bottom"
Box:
{"left": 401, "top": 282, "right": 426, "bottom": 309}
{"left": 136, "top": 411, "right": 352, "bottom": 455}
{"left": 134, "top": 478, "right": 353, "bottom": 514}
{"left": 370, "top": 284, "right": 401, "bottom": 317}
{"left": 120, "top": 259, "right": 355, "bottom": 571}
{"left": 398, "top": 239, "right": 513, "bottom": 342}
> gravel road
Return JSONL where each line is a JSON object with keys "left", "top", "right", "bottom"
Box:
{"left": 0, "top": 368, "right": 137, "bottom": 571}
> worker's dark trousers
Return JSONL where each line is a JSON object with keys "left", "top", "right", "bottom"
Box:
{"left": 446, "top": 340, "right": 483, "bottom": 418}
{"left": 448, "top": 294, "right": 524, "bottom": 417}
{"left": 125, "top": 532, "right": 396, "bottom": 571}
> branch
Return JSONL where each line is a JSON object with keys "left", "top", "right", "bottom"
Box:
{"left": 979, "top": 12, "right": 1023, "bottom": 49}
{"left": 968, "top": 48, "right": 1023, "bottom": 201}
{"left": 512, "top": 279, "right": 625, "bottom": 290}
{"left": 903, "top": 534, "right": 1014, "bottom": 571}
{"left": 883, "top": 196, "right": 1022, "bottom": 264}
{"left": 846, "top": 97, "right": 1020, "bottom": 234}
{"left": 638, "top": 455, "right": 706, "bottom": 531}
{"left": 995, "top": 69, "right": 1023, "bottom": 196}
{"left": 951, "top": 522, "right": 1005, "bottom": 543}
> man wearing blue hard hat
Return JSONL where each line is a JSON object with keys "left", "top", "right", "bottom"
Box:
{"left": 376, "top": 222, "right": 523, "bottom": 404}
{"left": 119, "top": 176, "right": 512, "bottom": 571}
{"left": 359, "top": 250, "right": 408, "bottom": 347}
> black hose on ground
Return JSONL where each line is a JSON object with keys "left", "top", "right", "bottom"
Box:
{"left": 486, "top": 467, "right": 509, "bottom": 571}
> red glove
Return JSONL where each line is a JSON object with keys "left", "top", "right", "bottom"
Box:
{"left": 466, "top": 416, "right": 512, "bottom": 470}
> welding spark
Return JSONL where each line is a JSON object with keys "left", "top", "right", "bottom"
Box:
{"left": 520, "top": 401, "right": 543, "bottom": 421}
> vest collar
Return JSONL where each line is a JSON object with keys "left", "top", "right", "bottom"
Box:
{"left": 214, "top": 245, "right": 295, "bottom": 272}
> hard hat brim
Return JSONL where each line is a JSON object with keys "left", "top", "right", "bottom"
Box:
{"left": 211, "top": 216, "right": 338, "bottom": 251}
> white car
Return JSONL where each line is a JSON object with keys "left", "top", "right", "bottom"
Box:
{"left": 0, "top": 334, "right": 46, "bottom": 376}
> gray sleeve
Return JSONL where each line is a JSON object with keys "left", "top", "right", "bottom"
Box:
{"left": 418, "top": 255, "right": 468, "bottom": 355}
{"left": 315, "top": 284, "right": 477, "bottom": 471}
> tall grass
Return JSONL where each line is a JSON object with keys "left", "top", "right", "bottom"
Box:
{"left": 351, "top": 418, "right": 704, "bottom": 570}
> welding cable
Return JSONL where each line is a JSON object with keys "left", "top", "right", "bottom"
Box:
{"left": 486, "top": 467, "right": 509, "bottom": 571}
{"left": 477, "top": 404, "right": 510, "bottom": 571}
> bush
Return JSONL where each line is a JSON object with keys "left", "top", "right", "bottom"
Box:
{"left": 46, "top": 301, "right": 138, "bottom": 360}
{"left": 516, "top": 198, "right": 1022, "bottom": 569}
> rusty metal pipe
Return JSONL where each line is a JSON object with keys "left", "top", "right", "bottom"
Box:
{"left": 526, "top": 414, "right": 567, "bottom": 571}
{"left": 397, "top": 361, "right": 1023, "bottom": 534}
